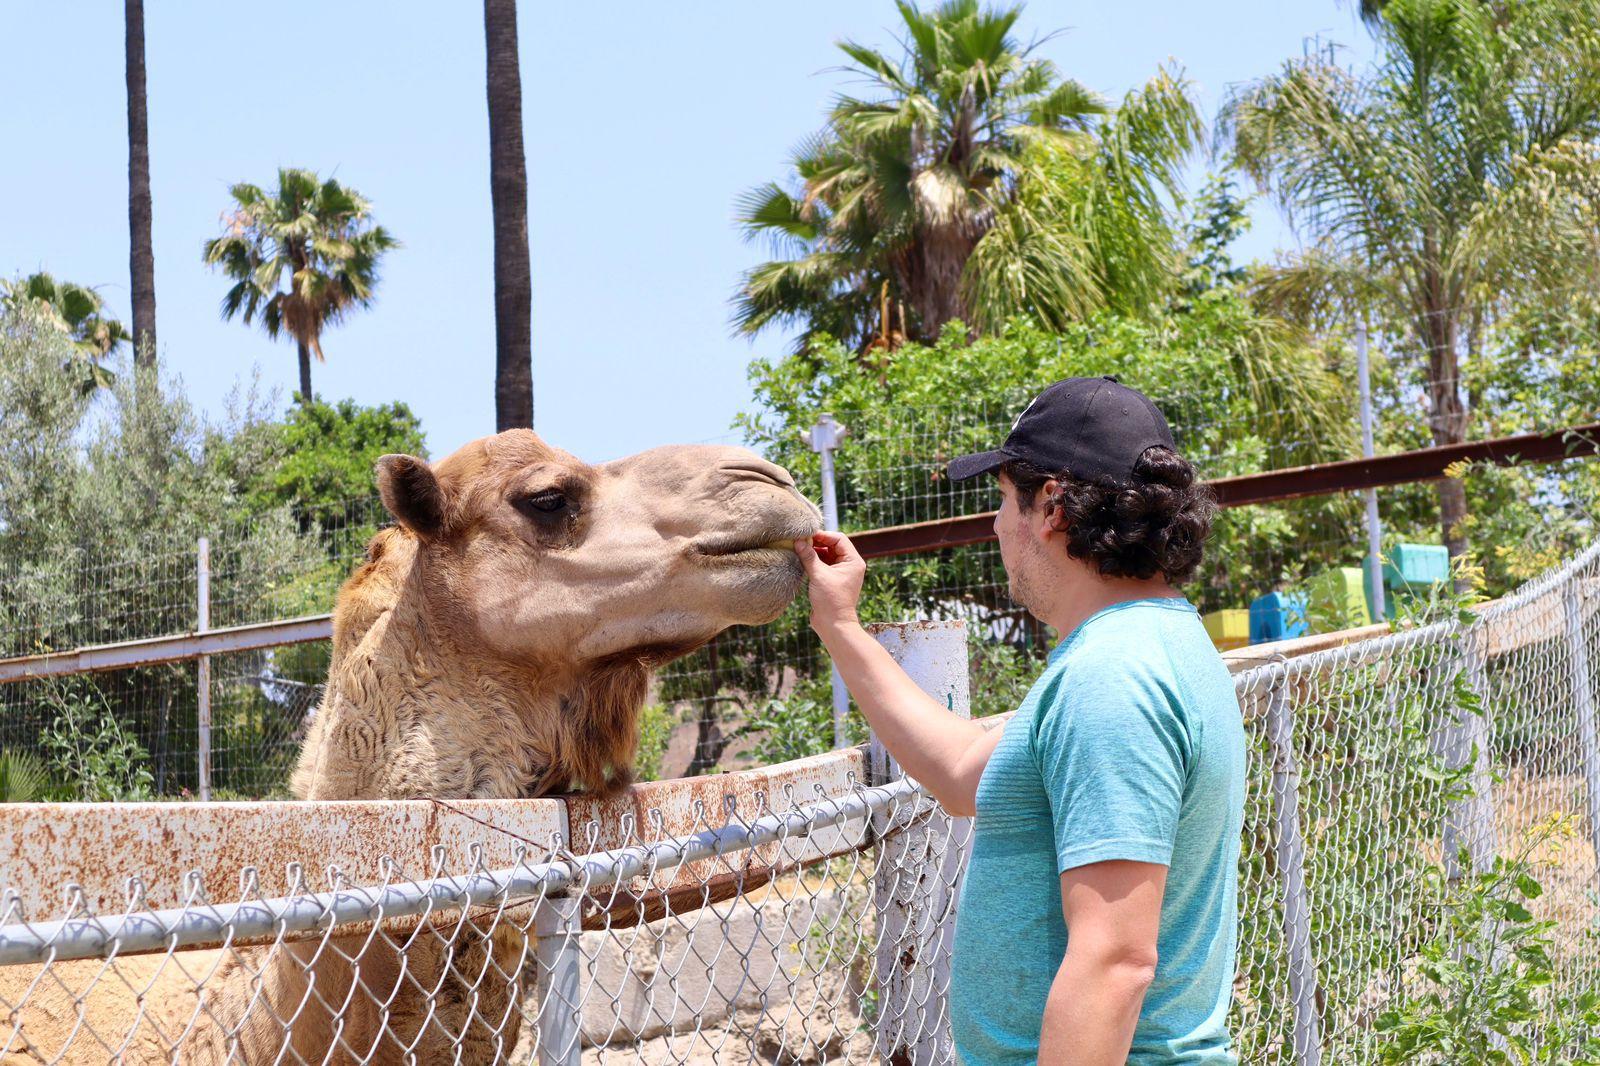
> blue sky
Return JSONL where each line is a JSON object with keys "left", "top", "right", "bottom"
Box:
{"left": 0, "top": 2, "right": 1374, "bottom": 463}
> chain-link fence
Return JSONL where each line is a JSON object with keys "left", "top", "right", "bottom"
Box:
{"left": 1, "top": 544, "right": 1599, "bottom": 1062}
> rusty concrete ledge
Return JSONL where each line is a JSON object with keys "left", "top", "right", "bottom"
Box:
{"left": 0, "top": 775, "right": 916, "bottom": 965}
{"left": 0, "top": 745, "right": 877, "bottom": 955}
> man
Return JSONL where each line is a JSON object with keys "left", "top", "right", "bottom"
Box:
{"left": 795, "top": 377, "right": 1245, "bottom": 1064}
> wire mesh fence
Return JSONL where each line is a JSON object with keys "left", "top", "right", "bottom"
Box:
{"left": 0, "top": 546, "right": 1597, "bottom": 1061}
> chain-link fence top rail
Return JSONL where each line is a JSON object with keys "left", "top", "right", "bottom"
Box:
{"left": 0, "top": 548, "right": 1597, "bottom": 1064}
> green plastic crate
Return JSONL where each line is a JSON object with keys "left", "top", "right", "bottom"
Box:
{"left": 1305, "top": 567, "right": 1373, "bottom": 632}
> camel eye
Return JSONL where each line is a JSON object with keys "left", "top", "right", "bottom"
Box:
{"left": 523, "top": 489, "right": 567, "bottom": 514}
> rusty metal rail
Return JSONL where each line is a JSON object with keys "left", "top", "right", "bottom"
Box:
{"left": 4, "top": 422, "right": 1596, "bottom": 682}
{"left": 852, "top": 421, "right": 1600, "bottom": 559}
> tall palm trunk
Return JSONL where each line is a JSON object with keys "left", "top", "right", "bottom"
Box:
{"left": 484, "top": 0, "right": 533, "bottom": 430}
{"left": 897, "top": 225, "right": 979, "bottom": 342}
{"left": 125, "top": 0, "right": 157, "bottom": 367}
{"left": 296, "top": 339, "right": 313, "bottom": 406}
{"left": 1422, "top": 303, "right": 1470, "bottom": 564}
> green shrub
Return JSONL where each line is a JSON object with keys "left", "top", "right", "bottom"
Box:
{"left": 634, "top": 703, "right": 676, "bottom": 782}
{"left": 40, "top": 680, "right": 154, "bottom": 802}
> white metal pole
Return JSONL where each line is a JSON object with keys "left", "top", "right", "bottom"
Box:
{"left": 1565, "top": 582, "right": 1600, "bottom": 887}
{"left": 804, "top": 414, "right": 852, "bottom": 748}
{"left": 868, "top": 619, "right": 971, "bottom": 1065}
{"left": 1264, "top": 670, "right": 1322, "bottom": 1066}
{"left": 1356, "top": 323, "right": 1387, "bottom": 622}
{"left": 196, "top": 537, "right": 212, "bottom": 802}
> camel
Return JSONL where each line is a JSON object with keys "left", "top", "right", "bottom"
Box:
{"left": 1, "top": 429, "right": 820, "bottom": 1064}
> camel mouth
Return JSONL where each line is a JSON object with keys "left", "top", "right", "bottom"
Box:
{"left": 692, "top": 537, "right": 801, "bottom": 561}
{"left": 690, "top": 524, "right": 817, "bottom": 563}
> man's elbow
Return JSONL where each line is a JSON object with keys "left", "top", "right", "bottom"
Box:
{"left": 1078, "top": 942, "right": 1158, "bottom": 993}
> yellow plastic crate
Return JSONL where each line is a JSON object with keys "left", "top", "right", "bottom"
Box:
{"left": 1203, "top": 609, "right": 1251, "bottom": 650}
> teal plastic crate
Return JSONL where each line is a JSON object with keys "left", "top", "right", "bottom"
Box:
{"left": 1384, "top": 543, "right": 1450, "bottom": 590}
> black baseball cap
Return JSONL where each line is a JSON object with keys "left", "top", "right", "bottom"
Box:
{"left": 947, "top": 376, "right": 1177, "bottom": 484}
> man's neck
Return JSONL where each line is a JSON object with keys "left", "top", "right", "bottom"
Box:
{"left": 1038, "top": 567, "right": 1182, "bottom": 645}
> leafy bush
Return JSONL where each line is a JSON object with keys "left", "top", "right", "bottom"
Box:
{"left": 40, "top": 681, "right": 154, "bottom": 802}
{"left": 735, "top": 674, "right": 866, "bottom": 768}
{"left": 1376, "top": 859, "right": 1600, "bottom": 1064}
{"left": 634, "top": 703, "right": 676, "bottom": 782}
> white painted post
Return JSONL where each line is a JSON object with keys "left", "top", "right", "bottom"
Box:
{"left": 1356, "top": 323, "right": 1386, "bottom": 622}
{"left": 533, "top": 894, "right": 583, "bottom": 1066}
{"left": 1263, "top": 669, "right": 1322, "bottom": 1066}
{"left": 1437, "top": 629, "right": 1499, "bottom": 879}
{"left": 1565, "top": 582, "right": 1600, "bottom": 882}
{"left": 196, "top": 537, "right": 212, "bottom": 802}
{"left": 804, "top": 414, "right": 853, "bottom": 748}
{"left": 867, "top": 619, "right": 970, "bottom": 1066}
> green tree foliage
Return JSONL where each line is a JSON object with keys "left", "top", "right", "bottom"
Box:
{"left": 203, "top": 168, "right": 399, "bottom": 405}
{"left": 1, "top": 271, "right": 128, "bottom": 393}
{"left": 1223, "top": 0, "right": 1600, "bottom": 559}
{"left": 733, "top": 0, "right": 1199, "bottom": 350}
{"left": 246, "top": 397, "right": 425, "bottom": 525}
{"left": 0, "top": 298, "right": 426, "bottom": 798}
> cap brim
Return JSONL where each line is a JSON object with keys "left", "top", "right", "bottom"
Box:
{"left": 946, "top": 448, "right": 1012, "bottom": 482}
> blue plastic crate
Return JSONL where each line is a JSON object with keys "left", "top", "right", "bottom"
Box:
{"left": 1249, "top": 591, "right": 1309, "bottom": 644}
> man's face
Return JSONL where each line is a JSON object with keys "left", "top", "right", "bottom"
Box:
{"left": 994, "top": 471, "right": 1054, "bottom": 614}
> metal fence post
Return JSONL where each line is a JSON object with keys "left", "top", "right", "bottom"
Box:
{"left": 804, "top": 413, "right": 852, "bottom": 748}
{"left": 1566, "top": 582, "right": 1600, "bottom": 883}
{"left": 1356, "top": 323, "right": 1386, "bottom": 621}
{"left": 196, "top": 536, "right": 211, "bottom": 802}
{"left": 533, "top": 894, "right": 583, "bottom": 1066}
{"left": 1263, "top": 667, "right": 1323, "bottom": 1066}
{"left": 1438, "top": 628, "right": 1499, "bottom": 879}
{"left": 867, "top": 619, "right": 970, "bottom": 1066}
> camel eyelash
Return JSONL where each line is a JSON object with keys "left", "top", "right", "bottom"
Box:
{"left": 525, "top": 490, "right": 566, "bottom": 512}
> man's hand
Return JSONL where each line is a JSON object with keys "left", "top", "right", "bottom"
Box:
{"left": 795, "top": 531, "right": 866, "bottom": 634}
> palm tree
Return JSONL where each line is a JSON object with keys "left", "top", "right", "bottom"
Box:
{"left": 125, "top": 0, "right": 156, "bottom": 367}
{"left": 734, "top": 0, "right": 1199, "bottom": 351}
{"left": 1224, "top": 0, "right": 1600, "bottom": 560}
{"left": 1, "top": 272, "right": 129, "bottom": 393}
{"left": 484, "top": 0, "right": 533, "bottom": 430}
{"left": 202, "top": 169, "right": 398, "bottom": 405}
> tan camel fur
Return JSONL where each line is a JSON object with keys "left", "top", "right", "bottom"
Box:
{"left": 1, "top": 429, "right": 820, "bottom": 1064}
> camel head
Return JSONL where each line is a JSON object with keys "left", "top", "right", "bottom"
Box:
{"left": 373, "top": 428, "right": 821, "bottom": 670}
{"left": 294, "top": 428, "right": 821, "bottom": 801}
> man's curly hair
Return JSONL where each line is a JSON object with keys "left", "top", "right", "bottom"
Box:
{"left": 1001, "top": 447, "right": 1217, "bottom": 584}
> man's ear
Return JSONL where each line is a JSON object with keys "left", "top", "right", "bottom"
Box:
{"left": 1040, "top": 478, "right": 1070, "bottom": 534}
{"left": 377, "top": 454, "right": 447, "bottom": 540}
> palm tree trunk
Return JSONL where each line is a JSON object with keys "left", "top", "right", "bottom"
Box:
{"left": 1423, "top": 306, "right": 1470, "bottom": 565}
{"left": 484, "top": 0, "right": 533, "bottom": 430}
{"left": 905, "top": 225, "right": 977, "bottom": 341}
{"left": 297, "top": 339, "right": 313, "bottom": 405}
{"left": 125, "top": 0, "right": 157, "bottom": 367}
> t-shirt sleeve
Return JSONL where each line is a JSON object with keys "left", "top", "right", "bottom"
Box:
{"left": 1032, "top": 667, "right": 1191, "bottom": 874}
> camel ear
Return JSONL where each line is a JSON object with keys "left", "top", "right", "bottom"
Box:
{"left": 377, "top": 454, "right": 446, "bottom": 539}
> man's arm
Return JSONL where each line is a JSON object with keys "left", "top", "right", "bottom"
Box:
{"left": 796, "top": 532, "right": 1001, "bottom": 817}
{"left": 1039, "top": 860, "right": 1166, "bottom": 1065}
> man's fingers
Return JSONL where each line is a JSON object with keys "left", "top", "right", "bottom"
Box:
{"left": 793, "top": 536, "right": 827, "bottom": 577}
{"left": 819, "top": 531, "right": 864, "bottom": 567}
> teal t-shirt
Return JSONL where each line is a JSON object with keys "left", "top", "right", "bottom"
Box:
{"left": 950, "top": 597, "right": 1246, "bottom": 1064}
